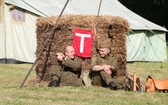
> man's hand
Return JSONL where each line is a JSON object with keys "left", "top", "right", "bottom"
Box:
{"left": 92, "top": 65, "right": 104, "bottom": 71}
{"left": 102, "top": 65, "right": 111, "bottom": 71}
{"left": 104, "top": 69, "right": 112, "bottom": 75}
{"left": 56, "top": 53, "right": 65, "bottom": 61}
{"left": 102, "top": 65, "right": 112, "bottom": 75}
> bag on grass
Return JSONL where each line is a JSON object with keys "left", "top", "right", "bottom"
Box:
{"left": 145, "top": 75, "right": 168, "bottom": 92}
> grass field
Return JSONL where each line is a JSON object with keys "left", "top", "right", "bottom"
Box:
{"left": 0, "top": 48, "right": 168, "bottom": 105}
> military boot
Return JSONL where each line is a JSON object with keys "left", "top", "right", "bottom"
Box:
{"left": 109, "top": 81, "right": 117, "bottom": 90}
{"left": 48, "top": 80, "right": 59, "bottom": 87}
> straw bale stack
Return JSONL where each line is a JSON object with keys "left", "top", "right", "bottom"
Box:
{"left": 35, "top": 14, "right": 130, "bottom": 81}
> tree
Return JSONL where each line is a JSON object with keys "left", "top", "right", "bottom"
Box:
{"left": 119, "top": 0, "right": 168, "bottom": 40}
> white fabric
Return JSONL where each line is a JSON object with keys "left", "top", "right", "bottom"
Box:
{"left": 5, "top": 0, "right": 46, "bottom": 16}
{"left": 0, "top": 18, "right": 6, "bottom": 59}
{"left": 1, "top": 0, "right": 167, "bottom": 62}
{"left": 0, "top": 0, "right": 5, "bottom": 59}
{"left": 5, "top": 0, "right": 167, "bottom": 31}
{"left": 2, "top": 4, "right": 37, "bottom": 62}
{"left": 127, "top": 31, "right": 167, "bottom": 61}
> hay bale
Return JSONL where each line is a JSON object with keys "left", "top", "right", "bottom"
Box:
{"left": 35, "top": 14, "right": 130, "bottom": 81}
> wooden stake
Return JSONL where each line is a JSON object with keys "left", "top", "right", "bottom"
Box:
{"left": 133, "top": 74, "right": 137, "bottom": 91}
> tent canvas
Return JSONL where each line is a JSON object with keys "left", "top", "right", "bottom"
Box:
{"left": 0, "top": 0, "right": 38, "bottom": 63}
{"left": 0, "top": 0, "right": 167, "bottom": 63}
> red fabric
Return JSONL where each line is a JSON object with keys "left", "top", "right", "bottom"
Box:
{"left": 73, "top": 28, "right": 93, "bottom": 58}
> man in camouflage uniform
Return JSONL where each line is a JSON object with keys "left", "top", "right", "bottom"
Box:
{"left": 90, "top": 39, "right": 126, "bottom": 90}
{"left": 48, "top": 46, "right": 84, "bottom": 87}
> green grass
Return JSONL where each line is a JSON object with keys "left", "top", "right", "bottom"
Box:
{"left": 0, "top": 61, "right": 168, "bottom": 105}
{"left": 0, "top": 46, "right": 168, "bottom": 105}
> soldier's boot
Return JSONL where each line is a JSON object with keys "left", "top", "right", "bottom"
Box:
{"left": 109, "top": 81, "right": 117, "bottom": 90}
{"left": 48, "top": 80, "right": 59, "bottom": 87}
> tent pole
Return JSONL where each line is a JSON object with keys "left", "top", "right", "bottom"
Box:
{"left": 2, "top": 0, "right": 7, "bottom": 64}
{"left": 97, "top": 0, "right": 102, "bottom": 16}
{"left": 19, "top": 0, "right": 70, "bottom": 89}
{"left": 93, "top": 0, "right": 102, "bottom": 38}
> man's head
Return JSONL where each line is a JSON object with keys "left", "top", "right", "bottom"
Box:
{"left": 64, "top": 46, "right": 75, "bottom": 59}
{"left": 97, "top": 39, "right": 111, "bottom": 57}
{"left": 99, "top": 48, "right": 111, "bottom": 57}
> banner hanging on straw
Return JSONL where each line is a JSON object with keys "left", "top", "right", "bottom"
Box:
{"left": 73, "top": 28, "right": 93, "bottom": 58}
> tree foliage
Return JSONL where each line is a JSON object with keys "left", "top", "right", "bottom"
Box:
{"left": 119, "top": 0, "right": 168, "bottom": 28}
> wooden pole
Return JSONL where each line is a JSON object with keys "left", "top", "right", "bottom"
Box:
{"left": 97, "top": 0, "right": 102, "bottom": 16}
{"left": 19, "top": 0, "right": 70, "bottom": 89}
{"left": 133, "top": 74, "right": 137, "bottom": 91}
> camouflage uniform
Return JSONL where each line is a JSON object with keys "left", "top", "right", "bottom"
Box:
{"left": 90, "top": 54, "right": 126, "bottom": 88}
{"left": 50, "top": 57, "right": 83, "bottom": 86}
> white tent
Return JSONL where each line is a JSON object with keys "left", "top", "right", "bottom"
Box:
{"left": 0, "top": 0, "right": 167, "bottom": 63}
